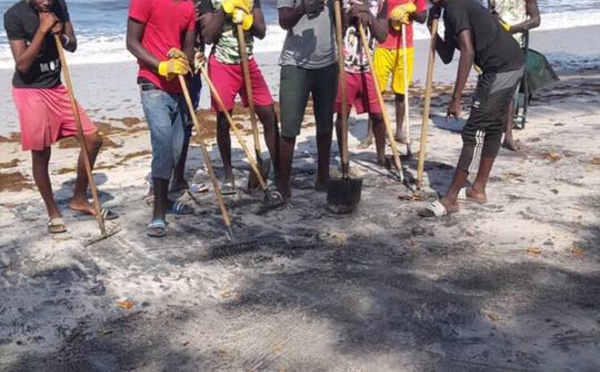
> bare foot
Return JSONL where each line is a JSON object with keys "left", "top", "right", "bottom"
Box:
{"left": 357, "top": 135, "right": 373, "bottom": 149}
{"left": 502, "top": 138, "right": 521, "bottom": 152}
{"left": 439, "top": 197, "right": 460, "bottom": 214}
{"left": 171, "top": 178, "right": 190, "bottom": 192}
{"left": 69, "top": 199, "right": 97, "bottom": 216}
{"left": 393, "top": 133, "right": 409, "bottom": 144}
{"left": 378, "top": 156, "right": 392, "bottom": 169}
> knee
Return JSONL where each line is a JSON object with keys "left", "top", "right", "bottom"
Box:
{"left": 87, "top": 132, "right": 102, "bottom": 150}
{"left": 216, "top": 113, "right": 230, "bottom": 131}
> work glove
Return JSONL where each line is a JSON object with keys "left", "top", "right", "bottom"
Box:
{"left": 222, "top": 0, "right": 244, "bottom": 14}
{"left": 167, "top": 48, "right": 188, "bottom": 61}
{"left": 232, "top": 6, "right": 254, "bottom": 31}
{"left": 158, "top": 58, "right": 191, "bottom": 79}
{"left": 302, "top": 0, "right": 325, "bottom": 18}
{"left": 390, "top": 2, "right": 416, "bottom": 30}
{"left": 499, "top": 19, "right": 511, "bottom": 32}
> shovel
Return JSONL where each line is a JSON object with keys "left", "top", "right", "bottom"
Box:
{"left": 54, "top": 35, "right": 119, "bottom": 246}
{"left": 177, "top": 74, "right": 234, "bottom": 240}
{"left": 358, "top": 25, "right": 405, "bottom": 183}
{"left": 327, "top": 0, "right": 363, "bottom": 214}
{"left": 401, "top": 23, "right": 412, "bottom": 158}
{"left": 197, "top": 63, "right": 284, "bottom": 213}
{"left": 416, "top": 17, "right": 438, "bottom": 189}
{"left": 236, "top": 24, "right": 271, "bottom": 193}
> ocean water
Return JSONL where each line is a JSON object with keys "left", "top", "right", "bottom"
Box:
{"left": 0, "top": 0, "right": 599, "bottom": 68}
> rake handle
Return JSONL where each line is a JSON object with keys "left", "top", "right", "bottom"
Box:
{"left": 177, "top": 74, "right": 233, "bottom": 236}
{"left": 401, "top": 23, "right": 410, "bottom": 145}
{"left": 54, "top": 35, "right": 106, "bottom": 236}
{"left": 357, "top": 24, "right": 404, "bottom": 181}
{"left": 333, "top": 0, "right": 349, "bottom": 177}
{"left": 417, "top": 18, "right": 438, "bottom": 189}
{"left": 236, "top": 24, "right": 262, "bottom": 158}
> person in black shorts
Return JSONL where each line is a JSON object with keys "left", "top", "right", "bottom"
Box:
{"left": 419, "top": 0, "right": 525, "bottom": 217}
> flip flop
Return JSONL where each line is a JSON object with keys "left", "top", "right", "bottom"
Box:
{"left": 189, "top": 182, "right": 209, "bottom": 193}
{"left": 221, "top": 182, "right": 237, "bottom": 196}
{"left": 48, "top": 217, "right": 67, "bottom": 234}
{"left": 418, "top": 200, "right": 453, "bottom": 218}
{"left": 147, "top": 217, "right": 167, "bottom": 238}
{"left": 71, "top": 207, "right": 119, "bottom": 220}
{"left": 168, "top": 201, "right": 194, "bottom": 215}
{"left": 457, "top": 187, "right": 487, "bottom": 204}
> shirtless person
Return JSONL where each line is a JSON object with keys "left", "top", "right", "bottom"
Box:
{"left": 4, "top": 0, "right": 117, "bottom": 234}
{"left": 419, "top": 0, "right": 525, "bottom": 217}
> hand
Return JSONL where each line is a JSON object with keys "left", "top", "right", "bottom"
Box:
{"left": 446, "top": 97, "right": 462, "bottom": 122}
{"left": 193, "top": 49, "right": 206, "bottom": 73}
{"left": 349, "top": 0, "right": 371, "bottom": 25}
{"left": 39, "top": 12, "right": 59, "bottom": 34}
{"left": 427, "top": 5, "right": 441, "bottom": 31}
{"left": 50, "top": 21, "right": 63, "bottom": 35}
{"left": 390, "top": 3, "right": 416, "bottom": 29}
{"left": 158, "top": 58, "right": 191, "bottom": 77}
{"left": 167, "top": 48, "right": 188, "bottom": 62}
{"left": 232, "top": 7, "right": 253, "bottom": 30}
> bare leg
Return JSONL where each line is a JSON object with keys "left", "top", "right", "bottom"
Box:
{"left": 371, "top": 113, "right": 387, "bottom": 167}
{"left": 357, "top": 117, "right": 373, "bottom": 149}
{"left": 255, "top": 105, "right": 280, "bottom": 188}
{"left": 216, "top": 111, "right": 234, "bottom": 185}
{"left": 152, "top": 177, "right": 169, "bottom": 220}
{"left": 502, "top": 99, "right": 520, "bottom": 151}
{"left": 279, "top": 136, "right": 295, "bottom": 199}
{"left": 394, "top": 93, "right": 407, "bottom": 143}
{"left": 172, "top": 125, "right": 191, "bottom": 191}
{"left": 315, "top": 130, "right": 332, "bottom": 191}
{"left": 31, "top": 148, "right": 61, "bottom": 219}
{"left": 69, "top": 132, "right": 103, "bottom": 215}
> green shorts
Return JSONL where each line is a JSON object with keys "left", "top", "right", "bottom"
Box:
{"left": 279, "top": 63, "right": 338, "bottom": 139}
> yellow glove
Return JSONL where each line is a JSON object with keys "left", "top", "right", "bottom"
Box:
{"left": 499, "top": 20, "right": 511, "bottom": 32}
{"left": 158, "top": 58, "right": 191, "bottom": 78}
{"left": 222, "top": 0, "right": 246, "bottom": 14}
{"left": 390, "top": 3, "right": 417, "bottom": 30}
{"left": 233, "top": 8, "right": 254, "bottom": 30}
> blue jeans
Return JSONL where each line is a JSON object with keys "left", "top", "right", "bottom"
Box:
{"left": 140, "top": 87, "right": 188, "bottom": 180}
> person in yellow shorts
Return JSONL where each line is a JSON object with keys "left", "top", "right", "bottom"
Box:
{"left": 358, "top": 0, "right": 426, "bottom": 151}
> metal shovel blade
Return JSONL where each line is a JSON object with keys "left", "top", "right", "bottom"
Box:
{"left": 326, "top": 176, "right": 363, "bottom": 214}
{"left": 248, "top": 157, "right": 272, "bottom": 193}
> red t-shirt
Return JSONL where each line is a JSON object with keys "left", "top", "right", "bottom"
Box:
{"left": 379, "top": 0, "right": 426, "bottom": 49}
{"left": 128, "top": 0, "right": 196, "bottom": 93}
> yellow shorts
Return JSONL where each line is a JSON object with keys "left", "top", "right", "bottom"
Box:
{"left": 373, "top": 47, "right": 414, "bottom": 95}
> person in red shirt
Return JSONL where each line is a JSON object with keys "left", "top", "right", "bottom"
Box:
{"left": 126, "top": 0, "right": 197, "bottom": 237}
{"left": 358, "top": 0, "right": 426, "bottom": 152}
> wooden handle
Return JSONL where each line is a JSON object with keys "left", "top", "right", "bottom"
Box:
{"left": 54, "top": 35, "right": 106, "bottom": 235}
{"left": 198, "top": 66, "right": 268, "bottom": 191}
{"left": 417, "top": 18, "right": 439, "bottom": 188}
{"left": 358, "top": 25, "right": 403, "bottom": 180}
{"left": 401, "top": 23, "right": 410, "bottom": 144}
{"left": 333, "top": 0, "right": 349, "bottom": 176}
{"left": 236, "top": 24, "right": 262, "bottom": 156}
{"left": 177, "top": 75, "right": 232, "bottom": 231}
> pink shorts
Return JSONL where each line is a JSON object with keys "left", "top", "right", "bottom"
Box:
{"left": 334, "top": 71, "right": 381, "bottom": 115}
{"left": 12, "top": 85, "right": 97, "bottom": 151}
{"left": 208, "top": 55, "right": 274, "bottom": 112}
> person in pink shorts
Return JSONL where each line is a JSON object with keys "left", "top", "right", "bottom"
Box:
{"left": 334, "top": 0, "right": 390, "bottom": 167}
{"left": 4, "top": 0, "right": 117, "bottom": 234}
{"left": 200, "top": 0, "right": 282, "bottom": 195}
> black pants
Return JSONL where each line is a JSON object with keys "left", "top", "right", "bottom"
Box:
{"left": 457, "top": 66, "right": 525, "bottom": 173}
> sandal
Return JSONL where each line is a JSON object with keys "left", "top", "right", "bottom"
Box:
{"left": 71, "top": 207, "right": 119, "bottom": 220}
{"left": 220, "top": 182, "right": 237, "bottom": 196}
{"left": 189, "top": 182, "right": 209, "bottom": 193}
{"left": 147, "top": 217, "right": 167, "bottom": 238}
{"left": 168, "top": 201, "right": 194, "bottom": 215}
{"left": 418, "top": 200, "right": 453, "bottom": 218}
{"left": 48, "top": 217, "right": 67, "bottom": 234}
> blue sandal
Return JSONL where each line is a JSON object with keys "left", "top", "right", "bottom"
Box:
{"left": 168, "top": 201, "right": 194, "bottom": 215}
{"left": 147, "top": 218, "right": 167, "bottom": 238}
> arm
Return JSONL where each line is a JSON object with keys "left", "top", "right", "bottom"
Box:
{"left": 252, "top": 8, "right": 267, "bottom": 39}
{"left": 201, "top": 10, "right": 225, "bottom": 44}
{"left": 278, "top": 3, "right": 306, "bottom": 30}
{"left": 370, "top": 1, "right": 388, "bottom": 43}
{"left": 183, "top": 29, "right": 196, "bottom": 63}
{"left": 434, "top": 31, "right": 455, "bottom": 64}
{"left": 60, "top": 21, "right": 77, "bottom": 52}
{"left": 448, "top": 29, "right": 475, "bottom": 118}
{"left": 126, "top": 18, "right": 161, "bottom": 70}
{"left": 7, "top": 12, "right": 58, "bottom": 75}
{"left": 411, "top": 10, "right": 426, "bottom": 24}
{"left": 509, "top": 0, "right": 540, "bottom": 33}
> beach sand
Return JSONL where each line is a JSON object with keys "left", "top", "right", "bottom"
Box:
{"left": 0, "top": 26, "right": 599, "bottom": 371}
